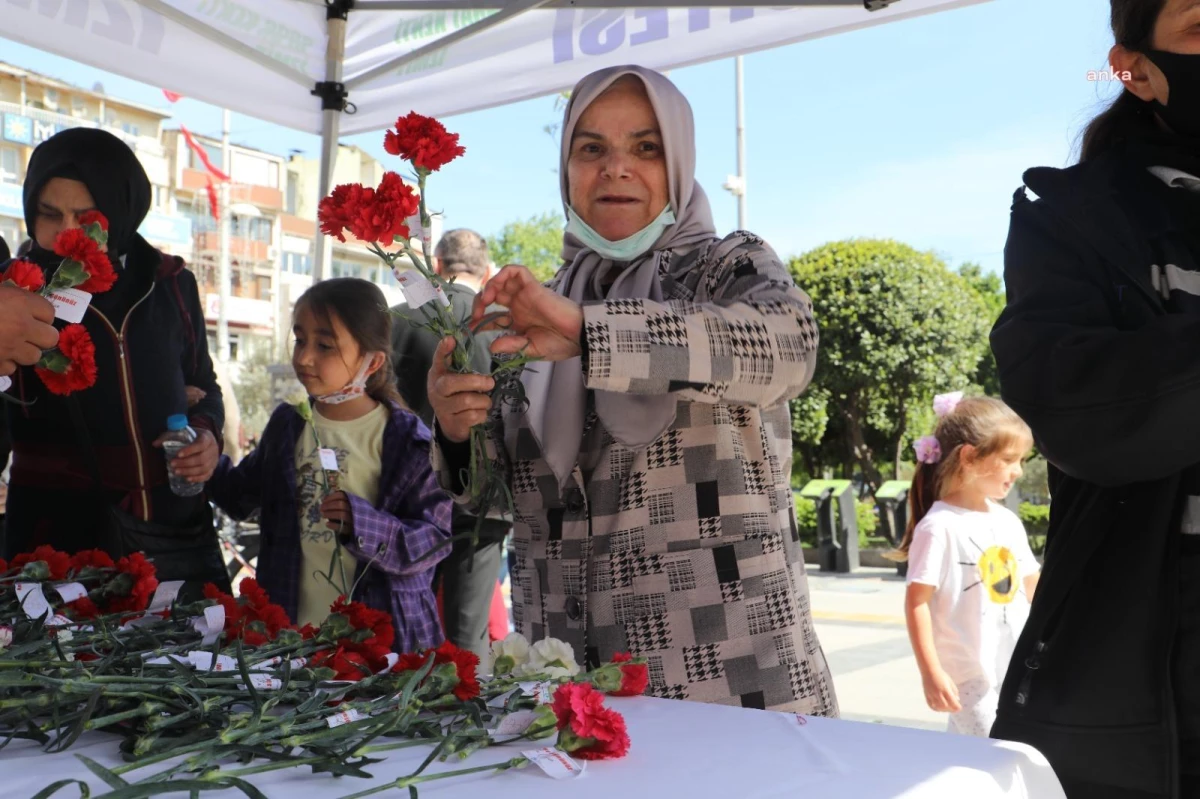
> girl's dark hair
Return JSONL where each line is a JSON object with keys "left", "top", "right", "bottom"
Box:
{"left": 293, "top": 277, "right": 402, "bottom": 406}
{"left": 891, "top": 397, "right": 1034, "bottom": 560}
{"left": 1079, "top": 0, "right": 1167, "bottom": 162}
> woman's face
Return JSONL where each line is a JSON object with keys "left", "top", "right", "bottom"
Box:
{"left": 1113, "top": 0, "right": 1200, "bottom": 105}
{"left": 34, "top": 177, "right": 98, "bottom": 250}
{"left": 566, "top": 77, "right": 670, "bottom": 242}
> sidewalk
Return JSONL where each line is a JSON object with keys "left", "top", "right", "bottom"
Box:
{"left": 808, "top": 567, "right": 947, "bottom": 732}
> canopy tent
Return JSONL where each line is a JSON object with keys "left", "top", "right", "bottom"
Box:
{"left": 3, "top": 0, "right": 989, "bottom": 278}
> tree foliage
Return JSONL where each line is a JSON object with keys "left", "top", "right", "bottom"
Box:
{"left": 489, "top": 211, "right": 564, "bottom": 283}
{"left": 788, "top": 239, "right": 991, "bottom": 493}
{"left": 957, "top": 262, "right": 1005, "bottom": 397}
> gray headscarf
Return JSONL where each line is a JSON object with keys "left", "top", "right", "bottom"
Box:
{"left": 521, "top": 65, "right": 718, "bottom": 488}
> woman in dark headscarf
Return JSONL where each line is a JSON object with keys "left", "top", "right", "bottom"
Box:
{"left": 1, "top": 128, "right": 230, "bottom": 597}
{"left": 428, "top": 66, "right": 836, "bottom": 715}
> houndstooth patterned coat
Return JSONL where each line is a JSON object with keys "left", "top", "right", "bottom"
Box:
{"left": 433, "top": 232, "right": 839, "bottom": 716}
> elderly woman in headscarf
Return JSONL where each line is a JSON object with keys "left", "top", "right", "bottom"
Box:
{"left": 429, "top": 65, "right": 836, "bottom": 714}
{"left": 1, "top": 128, "right": 230, "bottom": 598}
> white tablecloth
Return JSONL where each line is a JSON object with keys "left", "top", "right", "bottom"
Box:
{"left": 1, "top": 697, "right": 1066, "bottom": 798}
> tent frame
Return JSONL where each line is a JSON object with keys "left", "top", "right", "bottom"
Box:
{"left": 130, "top": 0, "right": 900, "bottom": 279}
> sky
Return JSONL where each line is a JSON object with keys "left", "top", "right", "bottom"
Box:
{"left": 1, "top": 0, "right": 1119, "bottom": 275}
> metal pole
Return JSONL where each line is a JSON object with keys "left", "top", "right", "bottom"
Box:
{"left": 313, "top": 15, "right": 347, "bottom": 283}
{"left": 217, "top": 108, "right": 232, "bottom": 362}
{"left": 735, "top": 55, "right": 747, "bottom": 230}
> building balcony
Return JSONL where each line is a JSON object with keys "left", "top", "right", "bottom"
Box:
{"left": 181, "top": 168, "right": 282, "bottom": 210}
{"left": 192, "top": 232, "right": 272, "bottom": 263}
{"left": 0, "top": 100, "right": 163, "bottom": 155}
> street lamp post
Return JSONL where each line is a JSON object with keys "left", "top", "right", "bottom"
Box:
{"left": 723, "top": 56, "right": 747, "bottom": 230}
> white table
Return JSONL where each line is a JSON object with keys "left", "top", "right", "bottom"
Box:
{"left": 1, "top": 697, "right": 1066, "bottom": 798}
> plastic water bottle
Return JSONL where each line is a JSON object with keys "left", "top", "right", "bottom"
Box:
{"left": 162, "top": 414, "right": 204, "bottom": 497}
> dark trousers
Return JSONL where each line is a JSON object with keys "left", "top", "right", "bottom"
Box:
{"left": 436, "top": 535, "right": 506, "bottom": 663}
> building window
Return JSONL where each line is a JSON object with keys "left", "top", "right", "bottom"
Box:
{"left": 191, "top": 142, "right": 223, "bottom": 172}
{"left": 283, "top": 252, "right": 313, "bottom": 275}
{"left": 331, "top": 260, "right": 363, "bottom": 279}
{"left": 43, "top": 88, "right": 59, "bottom": 110}
{"left": 71, "top": 97, "right": 87, "bottom": 118}
{"left": 0, "top": 147, "right": 19, "bottom": 185}
{"left": 153, "top": 186, "right": 169, "bottom": 210}
{"left": 122, "top": 122, "right": 140, "bottom": 137}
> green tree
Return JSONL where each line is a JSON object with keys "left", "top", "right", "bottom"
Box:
{"left": 789, "top": 239, "right": 991, "bottom": 493}
{"left": 957, "top": 262, "right": 1006, "bottom": 397}
{"left": 489, "top": 212, "right": 564, "bottom": 283}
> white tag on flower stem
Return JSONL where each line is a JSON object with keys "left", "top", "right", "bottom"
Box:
{"left": 239, "top": 674, "right": 282, "bottom": 690}
{"left": 52, "top": 582, "right": 88, "bottom": 603}
{"left": 48, "top": 613, "right": 73, "bottom": 627}
{"left": 15, "top": 583, "right": 52, "bottom": 621}
{"left": 376, "top": 652, "right": 399, "bottom": 675}
{"left": 495, "top": 710, "right": 538, "bottom": 736}
{"left": 523, "top": 681, "right": 554, "bottom": 704}
{"left": 0, "top": 376, "right": 10, "bottom": 393}
{"left": 144, "top": 654, "right": 189, "bottom": 666}
{"left": 48, "top": 288, "right": 92, "bottom": 324}
{"left": 148, "top": 581, "right": 185, "bottom": 613}
{"left": 326, "top": 708, "right": 366, "bottom": 728}
{"left": 318, "top": 447, "right": 339, "bottom": 471}
{"left": 522, "top": 748, "right": 585, "bottom": 780}
{"left": 190, "top": 651, "right": 238, "bottom": 672}
{"left": 434, "top": 285, "right": 451, "bottom": 307}
{"left": 395, "top": 269, "right": 439, "bottom": 308}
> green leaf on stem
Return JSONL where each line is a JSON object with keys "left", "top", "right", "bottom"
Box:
{"left": 78, "top": 754, "right": 131, "bottom": 789}
{"left": 30, "top": 779, "right": 92, "bottom": 799}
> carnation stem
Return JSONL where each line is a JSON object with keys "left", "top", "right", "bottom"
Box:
{"left": 337, "top": 756, "right": 530, "bottom": 799}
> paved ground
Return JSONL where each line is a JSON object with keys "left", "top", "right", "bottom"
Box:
{"left": 808, "top": 567, "right": 946, "bottom": 731}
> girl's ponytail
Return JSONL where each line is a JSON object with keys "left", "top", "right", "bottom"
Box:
{"left": 894, "top": 460, "right": 941, "bottom": 561}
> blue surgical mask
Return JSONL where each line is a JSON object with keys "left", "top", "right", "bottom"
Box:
{"left": 566, "top": 205, "right": 676, "bottom": 261}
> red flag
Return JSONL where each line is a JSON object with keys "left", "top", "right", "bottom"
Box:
{"left": 180, "top": 125, "right": 230, "bottom": 182}
{"left": 206, "top": 177, "right": 219, "bottom": 221}
{"left": 163, "top": 90, "right": 183, "bottom": 103}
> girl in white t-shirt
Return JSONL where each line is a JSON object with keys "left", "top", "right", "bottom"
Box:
{"left": 896, "top": 393, "right": 1040, "bottom": 737}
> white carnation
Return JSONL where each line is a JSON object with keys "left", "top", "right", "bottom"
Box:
{"left": 0, "top": 626, "right": 11, "bottom": 650}
{"left": 519, "top": 637, "right": 580, "bottom": 680}
{"left": 488, "top": 632, "right": 531, "bottom": 676}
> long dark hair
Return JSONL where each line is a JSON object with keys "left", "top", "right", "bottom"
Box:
{"left": 892, "top": 397, "right": 1033, "bottom": 560}
{"left": 1079, "top": 0, "right": 1167, "bottom": 162}
{"left": 293, "top": 278, "right": 402, "bottom": 406}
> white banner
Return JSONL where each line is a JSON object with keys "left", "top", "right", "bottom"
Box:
{"left": 1, "top": 0, "right": 988, "bottom": 135}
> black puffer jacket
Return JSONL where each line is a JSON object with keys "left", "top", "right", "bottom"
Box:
{"left": 991, "top": 145, "right": 1200, "bottom": 799}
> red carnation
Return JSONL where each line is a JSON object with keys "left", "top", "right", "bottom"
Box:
{"left": 78, "top": 210, "right": 109, "bottom": 232}
{"left": 104, "top": 553, "right": 159, "bottom": 615}
{"left": 311, "top": 646, "right": 375, "bottom": 682}
{"left": 202, "top": 579, "right": 293, "bottom": 646}
{"left": 70, "top": 549, "right": 115, "bottom": 573}
{"left": 11, "top": 545, "right": 71, "bottom": 580}
{"left": 52, "top": 228, "right": 117, "bottom": 293}
{"left": 383, "top": 112, "right": 465, "bottom": 173}
{"left": 316, "top": 176, "right": 417, "bottom": 247}
{"left": 551, "top": 682, "right": 630, "bottom": 760}
{"left": 317, "top": 183, "right": 365, "bottom": 244}
{"left": 609, "top": 652, "right": 650, "bottom": 697}
{"left": 0, "top": 558, "right": 7, "bottom": 574}
{"left": 0, "top": 259, "right": 45, "bottom": 292}
{"left": 36, "top": 324, "right": 97, "bottom": 396}
{"left": 393, "top": 640, "right": 481, "bottom": 700}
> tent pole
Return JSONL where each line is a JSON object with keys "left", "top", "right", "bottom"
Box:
{"left": 313, "top": 7, "right": 349, "bottom": 284}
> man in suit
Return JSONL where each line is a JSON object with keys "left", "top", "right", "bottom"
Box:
{"left": 391, "top": 228, "right": 510, "bottom": 662}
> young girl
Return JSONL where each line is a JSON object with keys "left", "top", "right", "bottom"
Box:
{"left": 898, "top": 393, "right": 1039, "bottom": 737}
{"left": 208, "top": 278, "right": 452, "bottom": 653}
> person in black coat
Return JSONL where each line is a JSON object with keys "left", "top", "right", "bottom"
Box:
{"left": 990, "top": 2, "right": 1200, "bottom": 797}
{"left": 1, "top": 128, "right": 229, "bottom": 597}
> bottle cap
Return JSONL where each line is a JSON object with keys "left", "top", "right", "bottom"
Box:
{"left": 166, "top": 414, "right": 189, "bottom": 431}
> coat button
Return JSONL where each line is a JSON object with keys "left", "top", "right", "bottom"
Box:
{"left": 565, "top": 596, "right": 582, "bottom": 621}
{"left": 565, "top": 489, "right": 585, "bottom": 514}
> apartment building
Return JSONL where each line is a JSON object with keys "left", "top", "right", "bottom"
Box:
{"left": 0, "top": 62, "right": 191, "bottom": 257}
